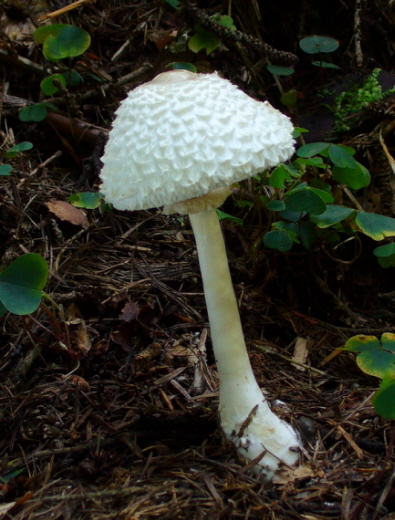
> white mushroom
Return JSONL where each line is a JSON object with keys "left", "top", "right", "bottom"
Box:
{"left": 100, "top": 70, "right": 301, "bottom": 480}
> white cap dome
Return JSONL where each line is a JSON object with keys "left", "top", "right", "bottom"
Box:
{"left": 100, "top": 70, "right": 295, "bottom": 211}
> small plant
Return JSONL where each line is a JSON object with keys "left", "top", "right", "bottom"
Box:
{"left": 344, "top": 333, "right": 395, "bottom": 419}
{"left": 299, "top": 35, "right": 340, "bottom": 70}
{"left": 188, "top": 14, "right": 236, "bottom": 55}
{"left": 19, "top": 24, "right": 90, "bottom": 122}
{"left": 332, "top": 68, "right": 395, "bottom": 133}
{"left": 0, "top": 141, "right": 34, "bottom": 176}
{"left": 259, "top": 136, "right": 395, "bottom": 253}
{"left": 0, "top": 254, "right": 48, "bottom": 317}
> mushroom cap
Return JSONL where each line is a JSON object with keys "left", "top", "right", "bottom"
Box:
{"left": 100, "top": 70, "right": 295, "bottom": 211}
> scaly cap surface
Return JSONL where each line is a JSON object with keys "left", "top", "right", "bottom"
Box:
{"left": 100, "top": 70, "right": 295, "bottom": 211}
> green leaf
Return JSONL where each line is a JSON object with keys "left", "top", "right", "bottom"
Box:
{"left": 267, "top": 200, "right": 286, "bottom": 211}
{"left": 34, "top": 24, "right": 68, "bottom": 44}
{"left": 344, "top": 334, "right": 381, "bottom": 353}
{"left": 357, "top": 350, "right": 395, "bottom": 378}
{"left": 165, "top": 0, "right": 180, "bottom": 9}
{"left": 312, "top": 61, "right": 340, "bottom": 69}
{"left": 43, "top": 25, "right": 91, "bottom": 61}
{"left": 274, "top": 221, "right": 299, "bottom": 242}
{"left": 167, "top": 62, "right": 197, "bottom": 73}
{"left": 216, "top": 209, "right": 243, "bottom": 225}
{"left": 267, "top": 65, "right": 295, "bottom": 76}
{"left": 372, "top": 374, "right": 395, "bottom": 419}
{"left": 0, "top": 164, "right": 12, "bottom": 176}
{"left": 61, "top": 69, "right": 84, "bottom": 87}
{"left": 0, "top": 254, "right": 48, "bottom": 315}
{"left": 296, "top": 142, "right": 330, "bottom": 158}
{"left": 264, "top": 230, "right": 293, "bottom": 252}
{"left": 5, "top": 141, "right": 33, "bottom": 159}
{"left": 328, "top": 144, "right": 358, "bottom": 169}
{"left": 294, "top": 156, "right": 326, "bottom": 168}
{"left": 19, "top": 104, "right": 48, "bottom": 122}
{"left": 281, "top": 90, "right": 298, "bottom": 106}
{"left": 69, "top": 192, "right": 103, "bottom": 209}
{"left": 374, "top": 243, "right": 395, "bottom": 258}
{"left": 344, "top": 333, "right": 395, "bottom": 379}
{"left": 307, "top": 188, "right": 334, "bottom": 204}
{"left": 293, "top": 127, "right": 309, "bottom": 138}
{"left": 278, "top": 208, "right": 303, "bottom": 222}
{"left": 269, "top": 164, "right": 292, "bottom": 188}
{"left": 188, "top": 29, "right": 221, "bottom": 54}
{"left": 310, "top": 205, "right": 356, "bottom": 228}
{"left": 212, "top": 14, "right": 236, "bottom": 30}
{"left": 285, "top": 188, "right": 327, "bottom": 214}
{"left": 40, "top": 73, "right": 66, "bottom": 95}
{"left": 355, "top": 211, "right": 395, "bottom": 241}
{"left": 332, "top": 162, "right": 371, "bottom": 189}
{"left": 299, "top": 35, "right": 339, "bottom": 54}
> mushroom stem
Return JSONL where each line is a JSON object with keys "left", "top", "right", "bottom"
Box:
{"left": 189, "top": 208, "right": 300, "bottom": 479}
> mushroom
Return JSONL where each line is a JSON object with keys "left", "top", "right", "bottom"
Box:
{"left": 100, "top": 70, "right": 301, "bottom": 480}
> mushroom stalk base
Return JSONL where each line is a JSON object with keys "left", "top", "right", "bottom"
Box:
{"left": 189, "top": 209, "right": 300, "bottom": 480}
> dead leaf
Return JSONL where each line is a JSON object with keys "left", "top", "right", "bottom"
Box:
{"left": 47, "top": 200, "right": 88, "bottom": 228}
{"left": 131, "top": 342, "right": 162, "bottom": 371}
{"left": 119, "top": 301, "right": 139, "bottom": 322}
{"left": 292, "top": 337, "right": 309, "bottom": 371}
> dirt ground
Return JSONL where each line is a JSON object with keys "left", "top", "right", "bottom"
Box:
{"left": 1, "top": 1, "right": 395, "bottom": 519}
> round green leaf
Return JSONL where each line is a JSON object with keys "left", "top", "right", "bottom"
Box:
{"left": 374, "top": 243, "right": 395, "bottom": 258}
{"left": 299, "top": 35, "right": 339, "bottom": 54}
{"left": 373, "top": 374, "right": 395, "bottom": 419}
{"left": 296, "top": 142, "right": 330, "bottom": 158}
{"left": 357, "top": 349, "right": 395, "bottom": 378}
{"left": 267, "top": 65, "right": 295, "bottom": 76}
{"left": 328, "top": 144, "right": 358, "bottom": 169}
{"left": 267, "top": 200, "right": 286, "bottom": 211}
{"left": 281, "top": 90, "right": 298, "bottom": 106}
{"left": 355, "top": 212, "right": 395, "bottom": 241}
{"left": 344, "top": 334, "right": 381, "bottom": 353}
{"left": 332, "top": 162, "right": 371, "bottom": 189}
{"left": 310, "top": 204, "right": 355, "bottom": 228}
{"left": 0, "top": 254, "right": 48, "bottom": 315}
{"left": 61, "top": 69, "right": 84, "bottom": 87}
{"left": 40, "top": 74, "right": 67, "bottom": 95}
{"left": 308, "top": 187, "right": 334, "bottom": 204}
{"left": 34, "top": 24, "right": 68, "bottom": 44}
{"left": 69, "top": 192, "right": 103, "bottom": 209}
{"left": 43, "top": 25, "right": 91, "bottom": 61}
{"left": 264, "top": 230, "right": 293, "bottom": 252}
{"left": 188, "top": 30, "right": 221, "bottom": 54}
{"left": 5, "top": 141, "right": 33, "bottom": 159}
{"left": 0, "top": 164, "right": 12, "bottom": 176}
{"left": 19, "top": 104, "right": 48, "bottom": 122}
{"left": 285, "top": 188, "right": 327, "bottom": 215}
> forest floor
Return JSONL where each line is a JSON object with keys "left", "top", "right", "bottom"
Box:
{"left": 1, "top": 1, "right": 395, "bottom": 519}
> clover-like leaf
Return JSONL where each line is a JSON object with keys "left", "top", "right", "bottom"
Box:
{"left": 372, "top": 373, "right": 395, "bottom": 419}
{"left": 310, "top": 205, "right": 355, "bottom": 228}
{"left": 19, "top": 104, "right": 48, "bottom": 122}
{"left": 355, "top": 212, "right": 395, "bottom": 240}
{"left": 42, "top": 25, "right": 91, "bottom": 61}
{"left": 264, "top": 230, "right": 293, "bottom": 252}
{"left": 0, "top": 254, "right": 48, "bottom": 315}
{"left": 285, "top": 188, "right": 327, "bottom": 215}
{"left": 299, "top": 35, "right": 339, "bottom": 54}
